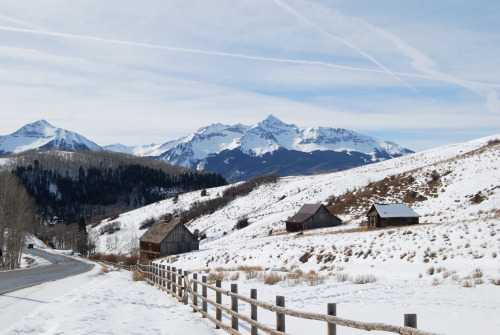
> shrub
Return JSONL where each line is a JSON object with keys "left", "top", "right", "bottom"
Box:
{"left": 201, "top": 189, "right": 207, "bottom": 196}
{"left": 222, "top": 174, "right": 279, "bottom": 199}
{"left": 354, "top": 274, "right": 377, "bottom": 284}
{"left": 139, "top": 217, "right": 156, "bottom": 230}
{"left": 430, "top": 170, "right": 441, "bottom": 181}
{"left": 237, "top": 265, "right": 262, "bottom": 279}
{"left": 299, "top": 251, "right": 313, "bottom": 263}
{"left": 487, "top": 138, "right": 500, "bottom": 145}
{"left": 336, "top": 272, "right": 350, "bottom": 282}
{"left": 102, "top": 253, "right": 118, "bottom": 263}
{"left": 193, "top": 229, "right": 206, "bottom": 241}
{"left": 132, "top": 269, "right": 145, "bottom": 281}
{"left": 489, "top": 278, "right": 500, "bottom": 286}
{"left": 207, "top": 272, "right": 224, "bottom": 284}
{"left": 304, "top": 270, "right": 325, "bottom": 286}
{"left": 472, "top": 268, "right": 483, "bottom": 279}
{"left": 471, "top": 192, "right": 485, "bottom": 204}
{"left": 123, "top": 255, "right": 139, "bottom": 266}
{"left": 99, "top": 265, "right": 109, "bottom": 275}
{"left": 264, "top": 272, "right": 283, "bottom": 285}
{"left": 99, "top": 222, "right": 121, "bottom": 235}
{"left": 287, "top": 268, "right": 304, "bottom": 281}
{"left": 462, "top": 280, "right": 473, "bottom": 288}
{"left": 235, "top": 217, "right": 249, "bottom": 230}
{"left": 89, "top": 253, "right": 103, "bottom": 261}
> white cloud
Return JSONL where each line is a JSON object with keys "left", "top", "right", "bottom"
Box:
{"left": 0, "top": 0, "right": 498, "bottom": 151}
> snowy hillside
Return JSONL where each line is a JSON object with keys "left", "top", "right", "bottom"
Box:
{"left": 88, "top": 135, "right": 500, "bottom": 334}
{"left": 0, "top": 120, "right": 101, "bottom": 154}
{"left": 90, "top": 135, "right": 499, "bottom": 261}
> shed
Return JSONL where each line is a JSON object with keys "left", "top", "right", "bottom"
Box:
{"left": 366, "top": 204, "right": 420, "bottom": 228}
{"left": 286, "top": 204, "right": 342, "bottom": 232}
{"left": 139, "top": 219, "right": 199, "bottom": 262}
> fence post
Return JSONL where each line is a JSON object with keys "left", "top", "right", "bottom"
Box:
{"left": 148, "top": 263, "right": 151, "bottom": 282}
{"left": 404, "top": 314, "right": 417, "bottom": 329}
{"left": 155, "top": 263, "right": 158, "bottom": 285}
{"left": 216, "top": 279, "right": 222, "bottom": 329}
{"left": 276, "top": 296, "right": 285, "bottom": 332}
{"left": 161, "top": 264, "right": 166, "bottom": 288}
{"left": 328, "top": 303, "right": 336, "bottom": 335}
{"left": 172, "top": 267, "right": 177, "bottom": 296}
{"left": 251, "top": 289, "right": 258, "bottom": 335}
{"left": 178, "top": 269, "right": 183, "bottom": 300}
{"left": 193, "top": 273, "right": 198, "bottom": 311}
{"left": 183, "top": 270, "right": 189, "bottom": 305}
{"left": 231, "top": 284, "right": 238, "bottom": 331}
{"left": 202, "top": 276, "right": 208, "bottom": 316}
{"left": 167, "top": 266, "right": 171, "bottom": 291}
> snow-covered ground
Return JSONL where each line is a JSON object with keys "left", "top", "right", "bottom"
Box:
{"left": 0, "top": 262, "right": 222, "bottom": 335}
{"left": 82, "top": 135, "right": 500, "bottom": 334}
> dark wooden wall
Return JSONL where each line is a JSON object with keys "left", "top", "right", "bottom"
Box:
{"left": 379, "top": 217, "right": 419, "bottom": 228}
{"left": 302, "top": 206, "right": 342, "bottom": 230}
{"left": 160, "top": 224, "right": 199, "bottom": 256}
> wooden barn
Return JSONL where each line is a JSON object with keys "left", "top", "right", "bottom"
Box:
{"left": 366, "top": 204, "right": 420, "bottom": 228}
{"left": 139, "top": 218, "right": 199, "bottom": 263}
{"left": 286, "top": 203, "right": 342, "bottom": 232}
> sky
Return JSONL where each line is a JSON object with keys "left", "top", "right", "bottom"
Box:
{"left": 0, "top": 0, "right": 498, "bottom": 152}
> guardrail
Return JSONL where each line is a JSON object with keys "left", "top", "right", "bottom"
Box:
{"left": 138, "top": 263, "right": 442, "bottom": 335}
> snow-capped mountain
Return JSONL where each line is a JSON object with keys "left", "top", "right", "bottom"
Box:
{"left": 2, "top": 117, "right": 412, "bottom": 181}
{"left": 0, "top": 120, "right": 101, "bottom": 154}
{"left": 150, "top": 115, "right": 413, "bottom": 180}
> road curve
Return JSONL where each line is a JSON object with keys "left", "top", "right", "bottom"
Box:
{"left": 0, "top": 248, "right": 94, "bottom": 294}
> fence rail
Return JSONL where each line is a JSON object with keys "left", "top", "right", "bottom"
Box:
{"left": 138, "top": 263, "right": 442, "bottom": 335}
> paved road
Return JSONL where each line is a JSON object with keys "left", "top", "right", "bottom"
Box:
{"left": 0, "top": 248, "right": 94, "bottom": 294}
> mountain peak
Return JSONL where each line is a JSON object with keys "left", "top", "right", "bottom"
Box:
{"left": 15, "top": 119, "right": 57, "bottom": 137}
{"left": 0, "top": 120, "right": 101, "bottom": 154}
{"left": 261, "top": 115, "right": 287, "bottom": 126}
{"left": 32, "top": 119, "right": 54, "bottom": 127}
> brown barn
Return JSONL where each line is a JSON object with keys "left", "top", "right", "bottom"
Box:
{"left": 139, "top": 219, "right": 199, "bottom": 263}
{"left": 286, "top": 203, "right": 342, "bottom": 232}
{"left": 366, "top": 204, "right": 420, "bottom": 228}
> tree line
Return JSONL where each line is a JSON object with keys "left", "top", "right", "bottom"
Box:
{"left": 0, "top": 172, "right": 37, "bottom": 269}
{"left": 12, "top": 161, "right": 226, "bottom": 223}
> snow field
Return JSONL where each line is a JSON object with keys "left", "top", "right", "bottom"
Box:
{"left": 0, "top": 262, "right": 221, "bottom": 335}
{"left": 86, "top": 136, "right": 499, "bottom": 334}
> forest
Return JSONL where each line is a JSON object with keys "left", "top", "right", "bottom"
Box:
{"left": 6, "top": 151, "right": 226, "bottom": 224}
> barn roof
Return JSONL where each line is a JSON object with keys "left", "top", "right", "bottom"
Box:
{"left": 139, "top": 219, "right": 182, "bottom": 244}
{"left": 368, "top": 204, "right": 420, "bottom": 218}
{"left": 286, "top": 203, "right": 325, "bottom": 224}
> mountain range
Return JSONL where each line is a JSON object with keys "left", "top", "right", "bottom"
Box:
{"left": 0, "top": 116, "right": 413, "bottom": 180}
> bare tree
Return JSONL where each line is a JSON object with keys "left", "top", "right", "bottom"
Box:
{"left": 0, "top": 172, "right": 37, "bottom": 269}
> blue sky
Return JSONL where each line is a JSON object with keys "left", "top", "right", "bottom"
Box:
{"left": 0, "top": 0, "right": 498, "bottom": 151}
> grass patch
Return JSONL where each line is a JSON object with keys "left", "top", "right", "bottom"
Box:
{"left": 354, "top": 274, "right": 377, "bottom": 284}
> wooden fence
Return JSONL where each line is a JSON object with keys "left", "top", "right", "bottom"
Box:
{"left": 138, "top": 263, "right": 442, "bottom": 335}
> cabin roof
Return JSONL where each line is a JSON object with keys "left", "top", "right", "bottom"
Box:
{"left": 368, "top": 204, "right": 420, "bottom": 218}
{"left": 286, "top": 203, "right": 324, "bottom": 224}
{"left": 139, "top": 219, "right": 182, "bottom": 244}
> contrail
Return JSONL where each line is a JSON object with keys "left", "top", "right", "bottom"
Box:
{"left": 273, "top": 0, "right": 417, "bottom": 91}
{"left": 0, "top": 25, "right": 407, "bottom": 75}
{"left": 1, "top": 25, "right": 499, "bottom": 93}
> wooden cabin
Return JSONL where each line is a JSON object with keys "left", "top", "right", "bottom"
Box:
{"left": 366, "top": 204, "right": 420, "bottom": 228}
{"left": 139, "top": 219, "right": 199, "bottom": 263}
{"left": 286, "top": 204, "right": 342, "bottom": 232}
